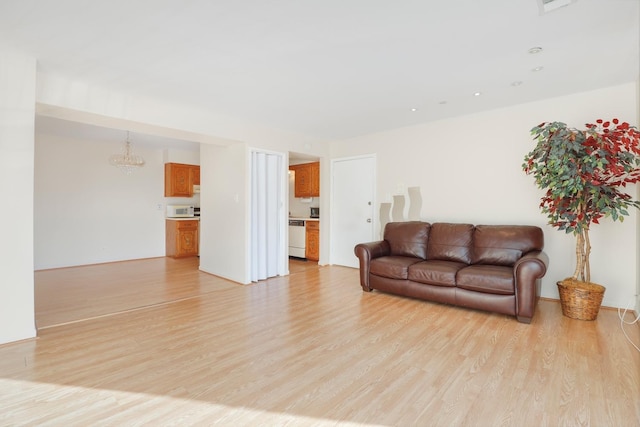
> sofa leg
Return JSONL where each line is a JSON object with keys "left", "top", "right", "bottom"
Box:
{"left": 361, "top": 286, "right": 373, "bottom": 292}
{"left": 516, "top": 315, "right": 532, "bottom": 324}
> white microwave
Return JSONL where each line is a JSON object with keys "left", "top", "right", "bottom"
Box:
{"left": 166, "top": 205, "right": 194, "bottom": 218}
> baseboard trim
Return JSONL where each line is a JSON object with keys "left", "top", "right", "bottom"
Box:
{"left": 540, "top": 296, "right": 640, "bottom": 329}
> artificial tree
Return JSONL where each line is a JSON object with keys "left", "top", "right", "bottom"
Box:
{"left": 523, "top": 119, "right": 640, "bottom": 298}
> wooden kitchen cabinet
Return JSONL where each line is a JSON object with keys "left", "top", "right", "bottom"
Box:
{"left": 191, "top": 165, "right": 200, "bottom": 185}
{"left": 309, "top": 162, "right": 319, "bottom": 197}
{"left": 305, "top": 220, "right": 319, "bottom": 261}
{"left": 290, "top": 161, "right": 319, "bottom": 198}
{"left": 289, "top": 163, "right": 310, "bottom": 197}
{"left": 165, "top": 163, "right": 200, "bottom": 197}
{"left": 166, "top": 219, "right": 199, "bottom": 258}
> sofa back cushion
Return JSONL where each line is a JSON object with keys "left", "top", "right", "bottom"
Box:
{"left": 426, "top": 223, "right": 473, "bottom": 264}
{"left": 384, "top": 221, "right": 430, "bottom": 259}
{"left": 473, "top": 225, "right": 544, "bottom": 266}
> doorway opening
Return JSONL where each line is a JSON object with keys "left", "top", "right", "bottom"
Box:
{"left": 288, "top": 152, "right": 321, "bottom": 267}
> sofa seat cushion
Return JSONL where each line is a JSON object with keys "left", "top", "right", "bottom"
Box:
{"left": 456, "top": 265, "right": 514, "bottom": 295}
{"left": 407, "top": 260, "right": 467, "bottom": 287}
{"left": 370, "top": 256, "right": 422, "bottom": 280}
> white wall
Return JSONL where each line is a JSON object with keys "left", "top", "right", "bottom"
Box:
{"left": 330, "top": 82, "right": 639, "bottom": 310}
{"left": 162, "top": 148, "right": 199, "bottom": 165}
{"left": 0, "top": 48, "right": 37, "bottom": 345}
{"left": 34, "top": 132, "right": 199, "bottom": 269}
{"left": 37, "top": 73, "right": 328, "bottom": 157}
{"left": 199, "top": 143, "right": 250, "bottom": 283}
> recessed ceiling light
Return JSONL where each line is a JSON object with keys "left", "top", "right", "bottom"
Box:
{"left": 473, "top": 92, "right": 482, "bottom": 97}
{"left": 528, "top": 47, "right": 543, "bottom": 54}
{"left": 410, "top": 108, "right": 418, "bottom": 112}
{"left": 511, "top": 81, "right": 523, "bottom": 86}
{"left": 531, "top": 66, "right": 544, "bottom": 72}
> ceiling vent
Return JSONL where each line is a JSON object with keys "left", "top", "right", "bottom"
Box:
{"left": 537, "top": 0, "right": 576, "bottom": 14}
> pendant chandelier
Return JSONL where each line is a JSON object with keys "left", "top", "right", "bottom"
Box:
{"left": 109, "top": 131, "right": 145, "bottom": 175}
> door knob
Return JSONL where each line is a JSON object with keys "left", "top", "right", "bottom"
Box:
{"left": 367, "top": 218, "right": 372, "bottom": 223}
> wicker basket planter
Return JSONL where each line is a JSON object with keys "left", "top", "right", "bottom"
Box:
{"left": 557, "top": 278, "right": 605, "bottom": 321}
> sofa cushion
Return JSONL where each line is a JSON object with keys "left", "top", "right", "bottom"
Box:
{"left": 426, "top": 223, "right": 473, "bottom": 264}
{"left": 456, "top": 265, "right": 514, "bottom": 295}
{"left": 473, "top": 225, "right": 544, "bottom": 267}
{"left": 408, "top": 260, "right": 467, "bottom": 287}
{"left": 370, "top": 256, "right": 422, "bottom": 280}
{"left": 384, "top": 221, "right": 430, "bottom": 259}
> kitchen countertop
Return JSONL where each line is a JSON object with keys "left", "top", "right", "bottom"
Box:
{"left": 166, "top": 217, "right": 200, "bottom": 221}
{"left": 289, "top": 217, "right": 320, "bottom": 221}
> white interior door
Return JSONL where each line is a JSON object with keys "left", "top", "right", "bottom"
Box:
{"left": 330, "top": 155, "right": 376, "bottom": 268}
{"left": 250, "top": 150, "right": 286, "bottom": 281}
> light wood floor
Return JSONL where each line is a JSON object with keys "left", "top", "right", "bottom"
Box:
{"left": 34, "top": 257, "right": 238, "bottom": 328}
{"left": 1, "top": 258, "right": 639, "bottom": 426}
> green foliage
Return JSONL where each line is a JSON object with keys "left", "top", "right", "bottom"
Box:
{"left": 523, "top": 120, "right": 640, "bottom": 235}
{"left": 523, "top": 119, "right": 640, "bottom": 281}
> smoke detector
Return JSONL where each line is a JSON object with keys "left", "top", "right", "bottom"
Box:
{"left": 537, "top": 0, "right": 576, "bottom": 14}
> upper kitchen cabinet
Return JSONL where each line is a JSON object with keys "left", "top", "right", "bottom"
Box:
{"left": 290, "top": 161, "right": 319, "bottom": 198}
{"left": 165, "top": 163, "right": 200, "bottom": 197}
{"left": 191, "top": 166, "right": 200, "bottom": 185}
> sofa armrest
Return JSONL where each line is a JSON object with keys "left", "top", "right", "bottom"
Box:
{"left": 514, "top": 250, "right": 549, "bottom": 323}
{"left": 354, "top": 241, "right": 390, "bottom": 291}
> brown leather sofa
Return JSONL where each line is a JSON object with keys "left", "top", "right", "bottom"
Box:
{"left": 354, "top": 222, "right": 549, "bottom": 323}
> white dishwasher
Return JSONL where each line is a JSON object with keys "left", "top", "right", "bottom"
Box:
{"left": 288, "top": 219, "right": 306, "bottom": 258}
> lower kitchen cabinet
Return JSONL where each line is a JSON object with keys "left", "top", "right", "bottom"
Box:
{"left": 305, "top": 220, "right": 319, "bottom": 261}
{"left": 166, "top": 219, "right": 199, "bottom": 258}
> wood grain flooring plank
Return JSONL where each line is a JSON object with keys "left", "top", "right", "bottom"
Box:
{"left": 0, "top": 258, "right": 636, "bottom": 426}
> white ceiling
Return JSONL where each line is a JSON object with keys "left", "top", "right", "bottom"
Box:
{"left": 1, "top": 0, "right": 638, "bottom": 143}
